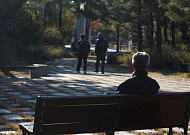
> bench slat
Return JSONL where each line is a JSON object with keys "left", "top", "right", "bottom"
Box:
{"left": 43, "top": 105, "right": 117, "bottom": 123}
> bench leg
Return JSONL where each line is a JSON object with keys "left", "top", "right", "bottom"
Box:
{"left": 29, "top": 68, "right": 40, "bottom": 78}
{"left": 169, "top": 127, "right": 173, "bottom": 135}
{"left": 184, "top": 127, "right": 188, "bottom": 135}
{"left": 106, "top": 132, "right": 114, "bottom": 135}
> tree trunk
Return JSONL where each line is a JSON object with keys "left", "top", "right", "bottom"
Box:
{"left": 85, "top": 0, "right": 91, "bottom": 42}
{"left": 0, "top": 15, "right": 10, "bottom": 65}
{"left": 146, "top": 17, "right": 150, "bottom": 47}
{"left": 137, "top": 0, "right": 142, "bottom": 51}
{"left": 116, "top": 25, "right": 120, "bottom": 52}
{"left": 156, "top": 6, "right": 162, "bottom": 67}
{"left": 59, "top": 0, "right": 63, "bottom": 34}
{"left": 164, "top": 16, "right": 168, "bottom": 43}
{"left": 181, "top": 21, "right": 187, "bottom": 43}
{"left": 171, "top": 21, "right": 175, "bottom": 48}
{"left": 149, "top": 11, "right": 154, "bottom": 46}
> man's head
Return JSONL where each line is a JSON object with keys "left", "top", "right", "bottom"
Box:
{"left": 97, "top": 32, "right": 103, "bottom": 39}
{"left": 80, "top": 34, "right": 85, "bottom": 40}
{"left": 132, "top": 52, "right": 150, "bottom": 71}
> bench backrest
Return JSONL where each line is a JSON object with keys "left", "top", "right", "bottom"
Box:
{"left": 33, "top": 95, "right": 119, "bottom": 135}
{"left": 33, "top": 93, "right": 190, "bottom": 135}
{"left": 116, "top": 93, "right": 190, "bottom": 131}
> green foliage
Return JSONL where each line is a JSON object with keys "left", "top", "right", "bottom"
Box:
{"left": 117, "top": 53, "right": 134, "bottom": 65}
{"left": 44, "top": 27, "right": 63, "bottom": 45}
{"left": 96, "top": 25, "right": 116, "bottom": 41}
{"left": 107, "top": 52, "right": 135, "bottom": 65}
{"left": 8, "top": 40, "right": 49, "bottom": 65}
{"left": 44, "top": 0, "right": 75, "bottom": 44}
{"left": 46, "top": 46, "right": 76, "bottom": 59}
{"left": 61, "top": 11, "right": 75, "bottom": 41}
{"left": 8, "top": 38, "right": 76, "bottom": 65}
{"left": 144, "top": 43, "right": 190, "bottom": 68}
{"left": 1, "top": 0, "right": 189, "bottom": 66}
{"left": 8, "top": 8, "right": 40, "bottom": 45}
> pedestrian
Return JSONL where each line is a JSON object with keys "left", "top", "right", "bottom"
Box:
{"left": 76, "top": 34, "right": 91, "bottom": 74}
{"left": 94, "top": 32, "right": 109, "bottom": 74}
{"left": 116, "top": 52, "right": 160, "bottom": 94}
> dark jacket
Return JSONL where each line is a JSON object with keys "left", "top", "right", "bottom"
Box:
{"left": 116, "top": 71, "right": 160, "bottom": 95}
{"left": 95, "top": 38, "right": 108, "bottom": 54}
{"left": 76, "top": 39, "right": 90, "bottom": 55}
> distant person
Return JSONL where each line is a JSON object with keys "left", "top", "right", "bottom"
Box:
{"left": 94, "top": 32, "right": 109, "bottom": 74}
{"left": 76, "top": 34, "right": 91, "bottom": 74}
{"left": 116, "top": 52, "right": 160, "bottom": 94}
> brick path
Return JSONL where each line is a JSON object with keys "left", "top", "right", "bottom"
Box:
{"left": 0, "top": 57, "right": 190, "bottom": 135}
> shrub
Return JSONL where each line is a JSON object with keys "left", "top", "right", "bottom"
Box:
{"left": 8, "top": 41, "right": 50, "bottom": 65}
{"left": 107, "top": 52, "right": 134, "bottom": 65}
{"left": 8, "top": 39, "right": 77, "bottom": 65}
{"left": 46, "top": 46, "right": 77, "bottom": 59}
{"left": 8, "top": 8, "right": 40, "bottom": 45}
{"left": 117, "top": 53, "right": 134, "bottom": 65}
{"left": 46, "top": 46, "right": 64, "bottom": 59}
{"left": 144, "top": 43, "right": 190, "bottom": 68}
{"left": 44, "top": 27, "right": 63, "bottom": 46}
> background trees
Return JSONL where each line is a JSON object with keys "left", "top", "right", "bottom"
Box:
{"left": 0, "top": 0, "right": 26, "bottom": 65}
{"left": 0, "top": 0, "right": 189, "bottom": 67}
{"left": 0, "top": 0, "right": 75, "bottom": 65}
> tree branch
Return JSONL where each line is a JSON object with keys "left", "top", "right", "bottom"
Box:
{"left": 7, "top": 0, "right": 26, "bottom": 17}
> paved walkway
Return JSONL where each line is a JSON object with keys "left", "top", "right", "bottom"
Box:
{"left": 0, "top": 57, "right": 190, "bottom": 135}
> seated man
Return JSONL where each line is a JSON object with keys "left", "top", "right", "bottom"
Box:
{"left": 116, "top": 52, "right": 160, "bottom": 95}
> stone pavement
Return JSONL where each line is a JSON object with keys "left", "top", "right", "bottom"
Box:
{"left": 0, "top": 57, "right": 190, "bottom": 135}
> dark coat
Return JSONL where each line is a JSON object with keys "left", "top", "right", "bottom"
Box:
{"left": 76, "top": 39, "right": 90, "bottom": 55}
{"left": 95, "top": 38, "right": 108, "bottom": 54}
{"left": 116, "top": 71, "right": 160, "bottom": 95}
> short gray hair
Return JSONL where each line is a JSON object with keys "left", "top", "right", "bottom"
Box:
{"left": 132, "top": 52, "right": 150, "bottom": 69}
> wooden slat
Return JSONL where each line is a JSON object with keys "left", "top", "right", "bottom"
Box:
{"left": 40, "top": 122, "right": 114, "bottom": 134}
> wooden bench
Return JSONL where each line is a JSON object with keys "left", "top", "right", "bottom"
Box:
{"left": 19, "top": 92, "right": 190, "bottom": 135}
{"left": 0, "top": 64, "right": 48, "bottom": 78}
{"left": 33, "top": 64, "right": 48, "bottom": 77}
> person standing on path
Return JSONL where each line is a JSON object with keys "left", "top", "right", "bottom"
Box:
{"left": 76, "top": 34, "right": 91, "bottom": 74}
{"left": 94, "top": 32, "right": 109, "bottom": 74}
{"left": 116, "top": 52, "right": 160, "bottom": 94}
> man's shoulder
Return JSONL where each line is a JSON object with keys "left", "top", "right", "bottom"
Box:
{"left": 119, "top": 78, "right": 133, "bottom": 86}
{"left": 85, "top": 40, "right": 89, "bottom": 43}
{"left": 77, "top": 40, "right": 82, "bottom": 44}
{"left": 147, "top": 76, "right": 159, "bottom": 83}
{"left": 96, "top": 39, "right": 101, "bottom": 42}
{"left": 84, "top": 40, "right": 90, "bottom": 46}
{"left": 77, "top": 40, "right": 89, "bottom": 44}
